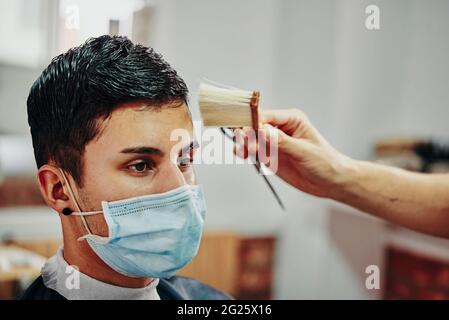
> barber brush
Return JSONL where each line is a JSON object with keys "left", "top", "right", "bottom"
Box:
{"left": 198, "top": 82, "right": 260, "bottom": 130}
{"left": 198, "top": 81, "right": 285, "bottom": 210}
{"left": 199, "top": 81, "right": 261, "bottom": 168}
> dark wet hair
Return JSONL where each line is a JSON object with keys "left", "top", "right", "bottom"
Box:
{"left": 27, "top": 35, "right": 188, "bottom": 185}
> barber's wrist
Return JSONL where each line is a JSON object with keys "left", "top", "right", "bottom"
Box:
{"left": 327, "top": 154, "right": 361, "bottom": 202}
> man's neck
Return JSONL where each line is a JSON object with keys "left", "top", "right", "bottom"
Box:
{"left": 63, "top": 235, "right": 153, "bottom": 289}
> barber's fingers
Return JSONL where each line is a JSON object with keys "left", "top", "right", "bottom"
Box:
{"left": 234, "top": 124, "right": 309, "bottom": 161}
{"left": 233, "top": 128, "right": 260, "bottom": 160}
{"left": 233, "top": 128, "right": 248, "bottom": 159}
{"left": 261, "top": 124, "right": 308, "bottom": 157}
{"left": 260, "top": 109, "right": 309, "bottom": 137}
{"left": 233, "top": 128, "right": 258, "bottom": 160}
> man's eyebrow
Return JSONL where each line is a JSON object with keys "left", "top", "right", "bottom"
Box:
{"left": 120, "top": 146, "right": 164, "bottom": 156}
{"left": 180, "top": 140, "right": 200, "bottom": 156}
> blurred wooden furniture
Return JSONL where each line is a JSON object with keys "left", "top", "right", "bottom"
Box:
{"left": 385, "top": 246, "right": 449, "bottom": 299}
{"left": 0, "top": 265, "right": 41, "bottom": 299}
{"left": 0, "top": 245, "right": 45, "bottom": 299}
{"left": 178, "top": 232, "right": 239, "bottom": 296}
{"left": 0, "top": 176, "right": 44, "bottom": 207}
{"left": 233, "top": 236, "right": 276, "bottom": 299}
{"left": 10, "top": 239, "right": 62, "bottom": 258}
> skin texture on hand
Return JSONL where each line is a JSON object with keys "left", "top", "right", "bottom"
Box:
{"left": 234, "top": 108, "right": 353, "bottom": 198}
{"left": 234, "top": 108, "right": 449, "bottom": 238}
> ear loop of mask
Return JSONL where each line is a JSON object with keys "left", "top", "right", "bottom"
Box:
{"left": 59, "top": 169, "right": 108, "bottom": 243}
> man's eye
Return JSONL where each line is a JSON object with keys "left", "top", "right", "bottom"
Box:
{"left": 178, "top": 157, "right": 193, "bottom": 170}
{"left": 128, "top": 161, "right": 152, "bottom": 173}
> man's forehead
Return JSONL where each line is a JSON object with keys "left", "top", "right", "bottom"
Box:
{"left": 92, "top": 102, "right": 193, "bottom": 149}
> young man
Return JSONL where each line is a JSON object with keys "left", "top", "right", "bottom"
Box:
{"left": 20, "top": 35, "right": 230, "bottom": 300}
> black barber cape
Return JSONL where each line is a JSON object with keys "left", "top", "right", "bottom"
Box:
{"left": 17, "top": 275, "right": 232, "bottom": 300}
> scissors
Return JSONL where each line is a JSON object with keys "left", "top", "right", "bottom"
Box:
{"left": 220, "top": 127, "right": 285, "bottom": 211}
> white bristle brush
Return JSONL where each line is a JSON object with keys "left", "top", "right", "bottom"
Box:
{"left": 198, "top": 83, "right": 260, "bottom": 129}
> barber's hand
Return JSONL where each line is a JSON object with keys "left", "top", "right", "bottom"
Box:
{"left": 234, "top": 109, "right": 353, "bottom": 198}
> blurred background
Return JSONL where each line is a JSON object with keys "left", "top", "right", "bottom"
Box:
{"left": 1, "top": 0, "right": 449, "bottom": 300}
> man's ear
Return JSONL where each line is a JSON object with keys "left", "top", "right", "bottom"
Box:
{"left": 37, "top": 164, "right": 72, "bottom": 214}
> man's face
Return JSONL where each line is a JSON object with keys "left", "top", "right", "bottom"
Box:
{"left": 72, "top": 101, "right": 196, "bottom": 237}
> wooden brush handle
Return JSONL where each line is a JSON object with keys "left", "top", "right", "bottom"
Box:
{"left": 250, "top": 91, "right": 261, "bottom": 173}
{"left": 250, "top": 91, "right": 260, "bottom": 132}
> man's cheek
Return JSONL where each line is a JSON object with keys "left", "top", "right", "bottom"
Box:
{"left": 85, "top": 214, "right": 109, "bottom": 237}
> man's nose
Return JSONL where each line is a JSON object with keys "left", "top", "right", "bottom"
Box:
{"left": 154, "top": 163, "right": 186, "bottom": 193}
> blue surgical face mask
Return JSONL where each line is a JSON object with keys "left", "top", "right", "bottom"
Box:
{"left": 59, "top": 169, "right": 206, "bottom": 279}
